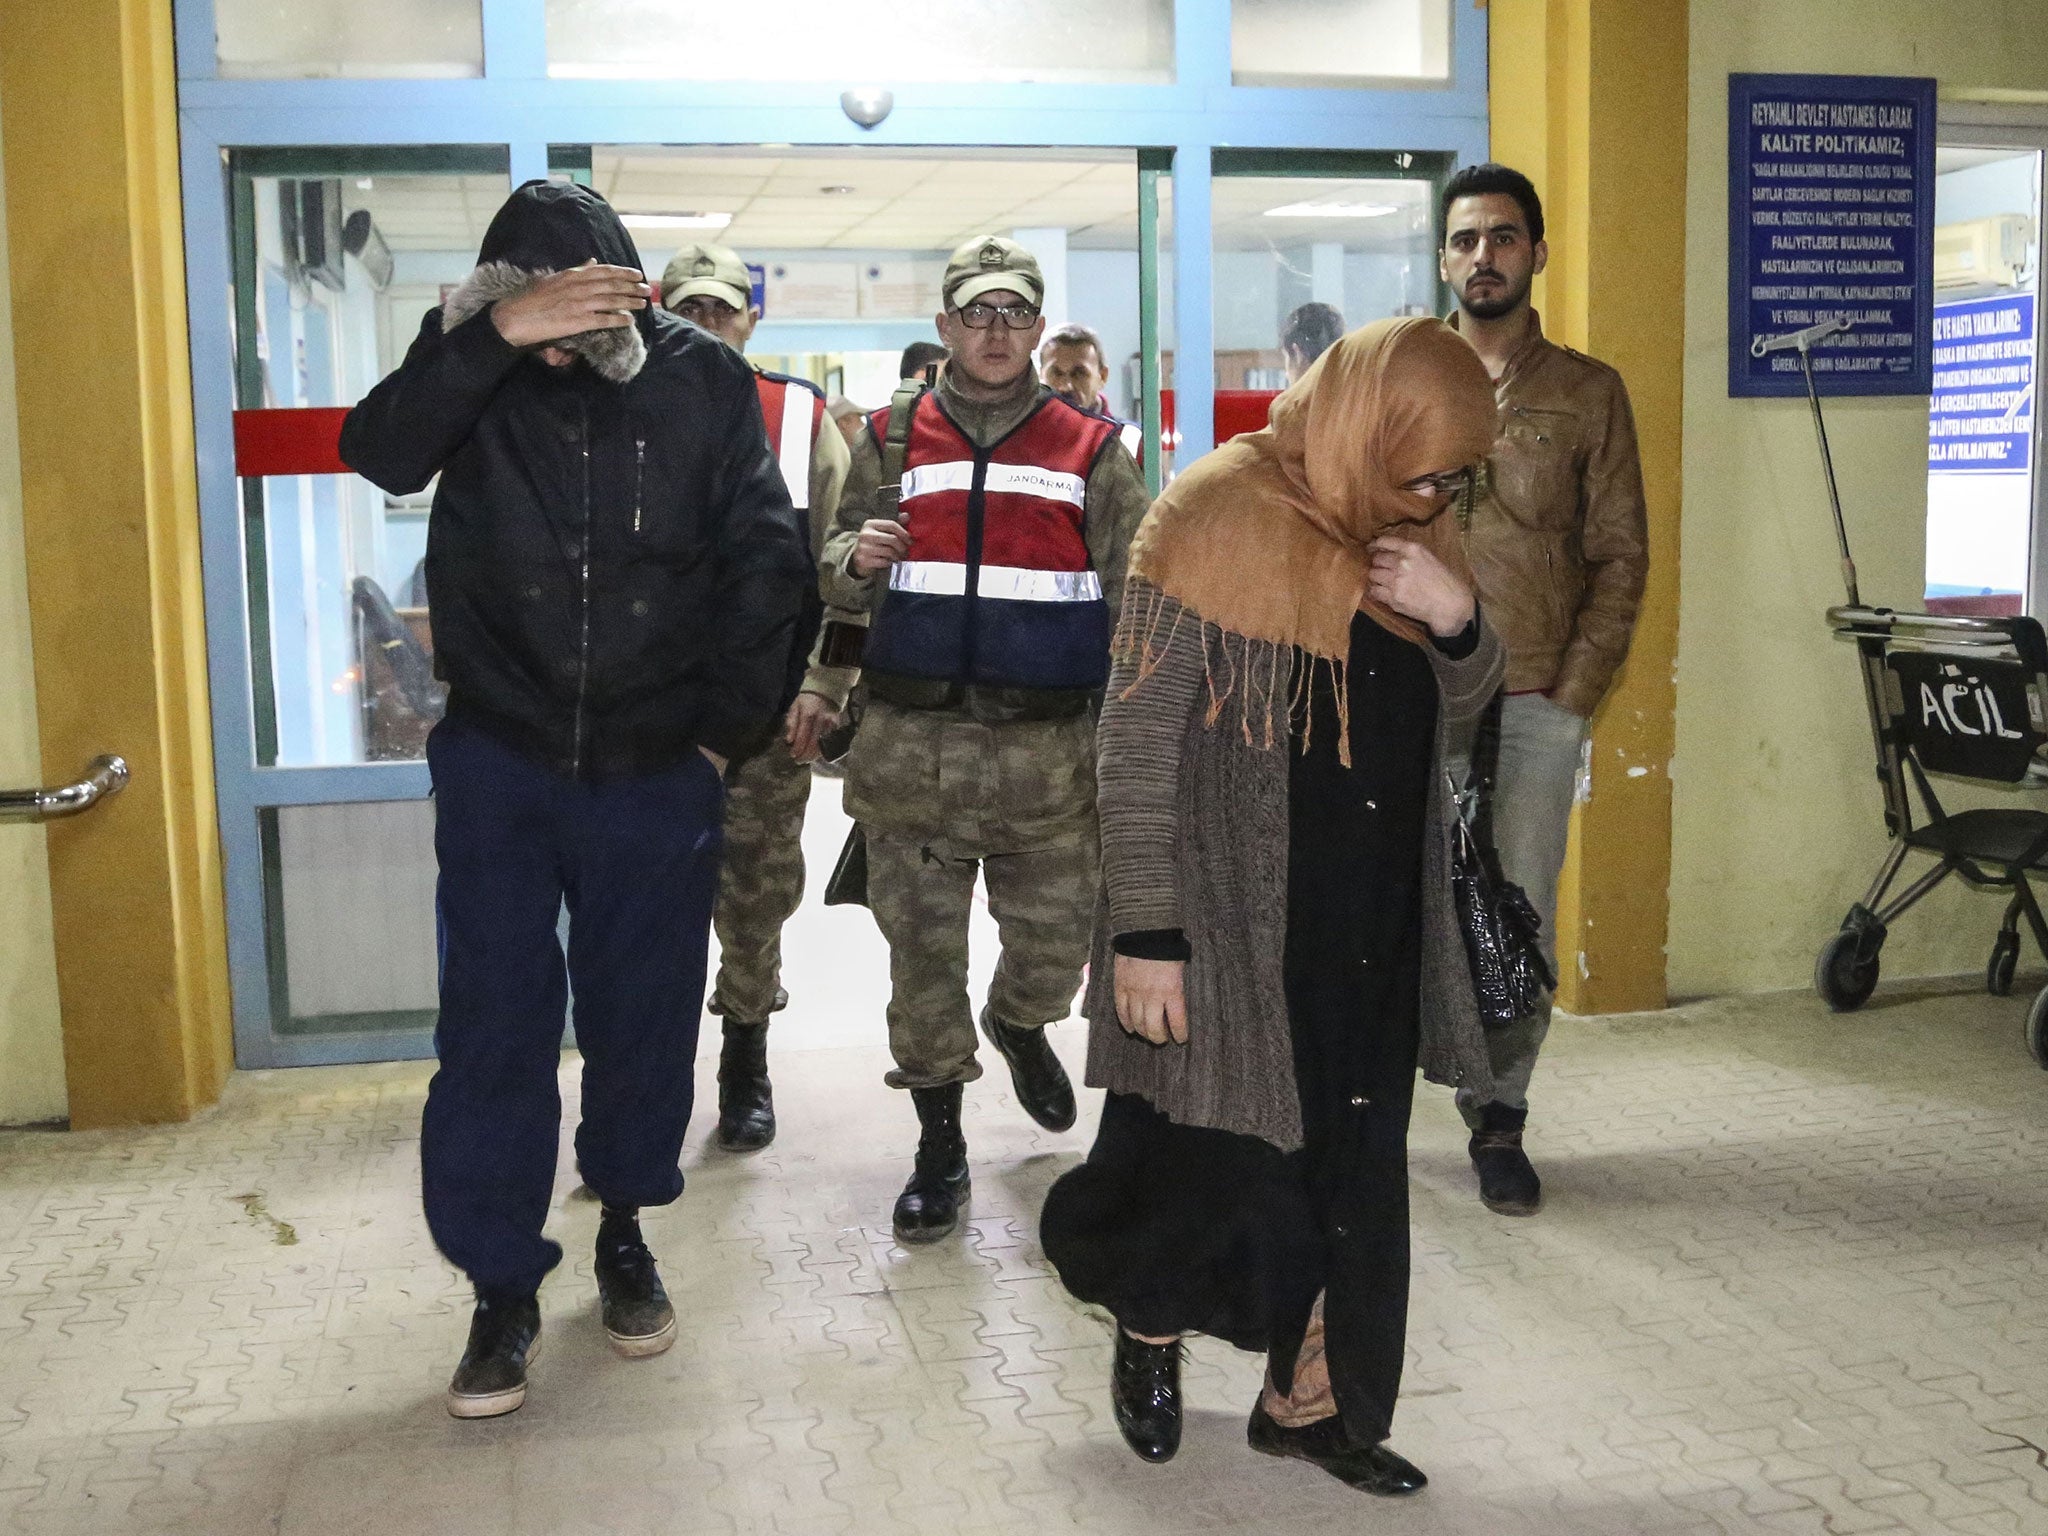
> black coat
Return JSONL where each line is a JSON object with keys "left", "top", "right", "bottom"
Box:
{"left": 340, "top": 180, "right": 815, "bottom": 780}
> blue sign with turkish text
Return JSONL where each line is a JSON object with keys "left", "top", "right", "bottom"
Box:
{"left": 1929, "top": 292, "right": 2035, "bottom": 474}
{"left": 1728, "top": 73, "right": 1936, "bottom": 397}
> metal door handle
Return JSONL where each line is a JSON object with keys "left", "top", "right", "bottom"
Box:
{"left": 0, "top": 755, "right": 129, "bottom": 822}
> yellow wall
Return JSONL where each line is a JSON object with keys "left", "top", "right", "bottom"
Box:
{"left": 0, "top": 1, "right": 232, "bottom": 1125}
{"left": 1489, "top": 0, "right": 1687, "bottom": 1014}
{"left": 0, "top": 76, "right": 66, "bottom": 1126}
{"left": 1674, "top": 1, "right": 2048, "bottom": 996}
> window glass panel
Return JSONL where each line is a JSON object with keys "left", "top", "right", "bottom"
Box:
{"left": 215, "top": 0, "right": 483, "bottom": 79}
{"left": 234, "top": 159, "right": 507, "bottom": 765}
{"left": 1207, "top": 172, "right": 1438, "bottom": 441}
{"left": 1925, "top": 146, "right": 2041, "bottom": 617}
{"left": 266, "top": 803, "right": 439, "bottom": 1037}
{"left": 1231, "top": 0, "right": 1451, "bottom": 87}
{"left": 548, "top": 0, "right": 1173, "bottom": 83}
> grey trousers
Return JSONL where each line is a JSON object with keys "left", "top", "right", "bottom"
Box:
{"left": 1452, "top": 691, "right": 1588, "bottom": 1125}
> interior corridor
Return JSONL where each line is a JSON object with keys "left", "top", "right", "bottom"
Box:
{"left": 1, "top": 797, "right": 2045, "bottom": 1536}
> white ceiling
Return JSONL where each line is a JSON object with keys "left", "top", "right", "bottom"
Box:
{"left": 343, "top": 149, "right": 1439, "bottom": 261}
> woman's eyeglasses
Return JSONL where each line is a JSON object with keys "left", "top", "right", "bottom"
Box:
{"left": 957, "top": 301, "right": 1042, "bottom": 331}
{"left": 1401, "top": 467, "right": 1473, "bottom": 499}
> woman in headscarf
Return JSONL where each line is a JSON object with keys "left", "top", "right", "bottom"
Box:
{"left": 1039, "top": 317, "right": 1503, "bottom": 1494}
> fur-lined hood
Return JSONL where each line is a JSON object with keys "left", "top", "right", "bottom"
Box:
{"left": 443, "top": 261, "right": 647, "bottom": 384}
{"left": 441, "top": 179, "right": 650, "bottom": 384}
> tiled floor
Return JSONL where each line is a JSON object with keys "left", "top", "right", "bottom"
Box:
{"left": 4, "top": 853, "right": 2048, "bottom": 1531}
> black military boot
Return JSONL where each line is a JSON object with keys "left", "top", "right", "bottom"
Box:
{"left": 1247, "top": 1402, "right": 1428, "bottom": 1496}
{"left": 1110, "top": 1330, "right": 1183, "bottom": 1463}
{"left": 979, "top": 1009, "right": 1077, "bottom": 1132}
{"left": 715, "top": 1019, "right": 776, "bottom": 1152}
{"left": 446, "top": 1286, "right": 541, "bottom": 1419}
{"left": 892, "top": 1083, "right": 970, "bottom": 1244}
{"left": 594, "top": 1205, "right": 677, "bottom": 1357}
{"left": 1468, "top": 1102, "right": 1542, "bottom": 1216}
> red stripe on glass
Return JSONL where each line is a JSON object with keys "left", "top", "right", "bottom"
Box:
{"left": 233, "top": 407, "right": 352, "bottom": 477}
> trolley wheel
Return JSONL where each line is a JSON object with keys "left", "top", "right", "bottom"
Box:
{"left": 1815, "top": 930, "right": 1880, "bottom": 1012}
{"left": 1988, "top": 931, "right": 2021, "bottom": 997}
{"left": 2028, "top": 987, "right": 2048, "bottom": 1071}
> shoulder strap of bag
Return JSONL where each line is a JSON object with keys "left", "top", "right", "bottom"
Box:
{"left": 876, "top": 379, "right": 925, "bottom": 513}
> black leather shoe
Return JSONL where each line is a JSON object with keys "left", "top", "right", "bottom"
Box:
{"left": 1247, "top": 1402, "right": 1427, "bottom": 1496}
{"left": 979, "top": 1010, "right": 1076, "bottom": 1132}
{"left": 1468, "top": 1103, "right": 1541, "bottom": 1215}
{"left": 594, "top": 1206, "right": 676, "bottom": 1357}
{"left": 447, "top": 1288, "right": 541, "bottom": 1419}
{"left": 1111, "top": 1330, "right": 1183, "bottom": 1463}
{"left": 715, "top": 1019, "right": 776, "bottom": 1152}
{"left": 892, "top": 1083, "right": 970, "bottom": 1243}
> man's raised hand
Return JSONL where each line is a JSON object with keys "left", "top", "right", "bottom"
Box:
{"left": 490, "top": 260, "right": 649, "bottom": 349}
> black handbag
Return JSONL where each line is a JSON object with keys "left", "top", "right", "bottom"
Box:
{"left": 1448, "top": 698, "right": 1555, "bottom": 1029}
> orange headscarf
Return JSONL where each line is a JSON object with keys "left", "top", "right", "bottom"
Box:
{"left": 1115, "top": 317, "right": 1497, "bottom": 762}
{"left": 1127, "top": 315, "right": 1496, "bottom": 657}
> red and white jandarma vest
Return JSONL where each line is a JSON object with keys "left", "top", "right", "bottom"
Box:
{"left": 862, "top": 389, "right": 1118, "bottom": 691}
{"left": 755, "top": 369, "right": 826, "bottom": 510}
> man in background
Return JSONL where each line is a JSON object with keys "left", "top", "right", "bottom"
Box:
{"left": 1280, "top": 301, "right": 1345, "bottom": 384}
{"left": 900, "top": 339, "right": 947, "bottom": 386}
{"left": 661, "top": 241, "right": 862, "bottom": 1153}
{"left": 1039, "top": 321, "right": 1142, "bottom": 460}
{"left": 1438, "top": 162, "right": 1648, "bottom": 1217}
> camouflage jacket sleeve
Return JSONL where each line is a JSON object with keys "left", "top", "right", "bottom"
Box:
{"left": 1084, "top": 435, "right": 1152, "bottom": 620}
{"left": 799, "top": 422, "right": 863, "bottom": 710}
{"left": 819, "top": 423, "right": 885, "bottom": 614}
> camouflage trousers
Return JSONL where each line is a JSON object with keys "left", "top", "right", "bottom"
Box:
{"left": 709, "top": 743, "right": 813, "bottom": 1024}
{"left": 846, "top": 702, "right": 1100, "bottom": 1090}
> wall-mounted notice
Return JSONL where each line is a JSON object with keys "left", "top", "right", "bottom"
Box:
{"left": 1728, "top": 72, "right": 1936, "bottom": 397}
{"left": 763, "top": 260, "right": 859, "bottom": 319}
{"left": 1928, "top": 292, "right": 2035, "bottom": 474}
{"left": 859, "top": 260, "right": 947, "bottom": 320}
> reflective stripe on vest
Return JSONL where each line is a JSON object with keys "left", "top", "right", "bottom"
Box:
{"left": 756, "top": 373, "right": 822, "bottom": 510}
{"left": 888, "top": 562, "right": 1104, "bottom": 602}
{"left": 861, "top": 391, "right": 1117, "bottom": 691}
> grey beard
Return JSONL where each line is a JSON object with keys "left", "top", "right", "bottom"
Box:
{"left": 441, "top": 260, "right": 648, "bottom": 384}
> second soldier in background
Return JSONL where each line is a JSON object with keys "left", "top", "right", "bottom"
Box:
{"left": 660, "top": 242, "right": 863, "bottom": 1152}
{"left": 823, "top": 237, "right": 1150, "bottom": 1243}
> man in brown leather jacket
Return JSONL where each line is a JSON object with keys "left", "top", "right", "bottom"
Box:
{"left": 1440, "top": 163, "right": 1649, "bottom": 1216}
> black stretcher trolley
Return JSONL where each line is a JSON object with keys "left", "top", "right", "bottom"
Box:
{"left": 1762, "top": 317, "right": 2048, "bottom": 1067}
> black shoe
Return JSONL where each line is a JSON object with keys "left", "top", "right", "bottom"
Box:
{"left": 447, "top": 1288, "right": 541, "bottom": 1419}
{"left": 978, "top": 1010, "right": 1076, "bottom": 1132}
{"left": 1468, "top": 1103, "right": 1542, "bottom": 1215}
{"left": 1111, "top": 1330, "right": 1183, "bottom": 1463}
{"left": 892, "top": 1083, "right": 970, "bottom": 1244}
{"left": 715, "top": 1019, "right": 776, "bottom": 1152}
{"left": 594, "top": 1205, "right": 677, "bottom": 1357}
{"left": 1247, "top": 1402, "right": 1427, "bottom": 1496}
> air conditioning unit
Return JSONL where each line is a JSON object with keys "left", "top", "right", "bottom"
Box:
{"left": 1933, "top": 214, "right": 2034, "bottom": 292}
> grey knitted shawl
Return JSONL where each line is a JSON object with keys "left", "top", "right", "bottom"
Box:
{"left": 1082, "top": 579, "right": 1504, "bottom": 1151}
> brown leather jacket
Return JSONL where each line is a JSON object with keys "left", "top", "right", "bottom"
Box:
{"left": 1455, "top": 311, "right": 1649, "bottom": 718}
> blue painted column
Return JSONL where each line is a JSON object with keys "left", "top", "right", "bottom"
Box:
{"left": 1171, "top": 0, "right": 1229, "bottom": 463}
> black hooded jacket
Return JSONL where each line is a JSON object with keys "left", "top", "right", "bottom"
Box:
{"left": 340, "top": 180, "right": 814, "bottom": 779}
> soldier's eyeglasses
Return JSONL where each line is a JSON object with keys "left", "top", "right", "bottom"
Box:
{"left": 1402, "top": 467, "right": 1472, "bottom": 499}
{"left": 958, "top": 302, "right": 1042, "bottom": 331}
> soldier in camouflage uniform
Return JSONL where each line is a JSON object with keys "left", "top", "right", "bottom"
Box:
{"left": 821, "top": 237, "right": 1151, "bottom": 1243}
{"left": 661, "top": 243, "right": 863, "bottom": 1151}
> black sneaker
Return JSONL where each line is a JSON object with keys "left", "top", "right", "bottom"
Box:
{"left": 1468, "top": 1103, "right": 1542, "bottom": 1215}
{"left": 446, "top": 1288, "right": 541, "bottom": 1419}
{"left": 978, "top": 1010, "right": 1076, "bottom": 1132}
{"left": 594, "top": 1206, "right": 677, "bottom": 1357}
{"left": 1247, "top": 1402, "right": 1427, "bottom": 1496}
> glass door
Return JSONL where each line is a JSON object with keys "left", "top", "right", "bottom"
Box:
{"left": 223, "top": 146, "right": 508, "bottom": 1060}
{"left": 1924, "top": 138, "right": 2044, "bottom": 617}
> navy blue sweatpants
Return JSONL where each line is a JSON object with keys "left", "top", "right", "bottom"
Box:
{"left": 421, "top": 716, "right": 726, "bottom": 1294}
